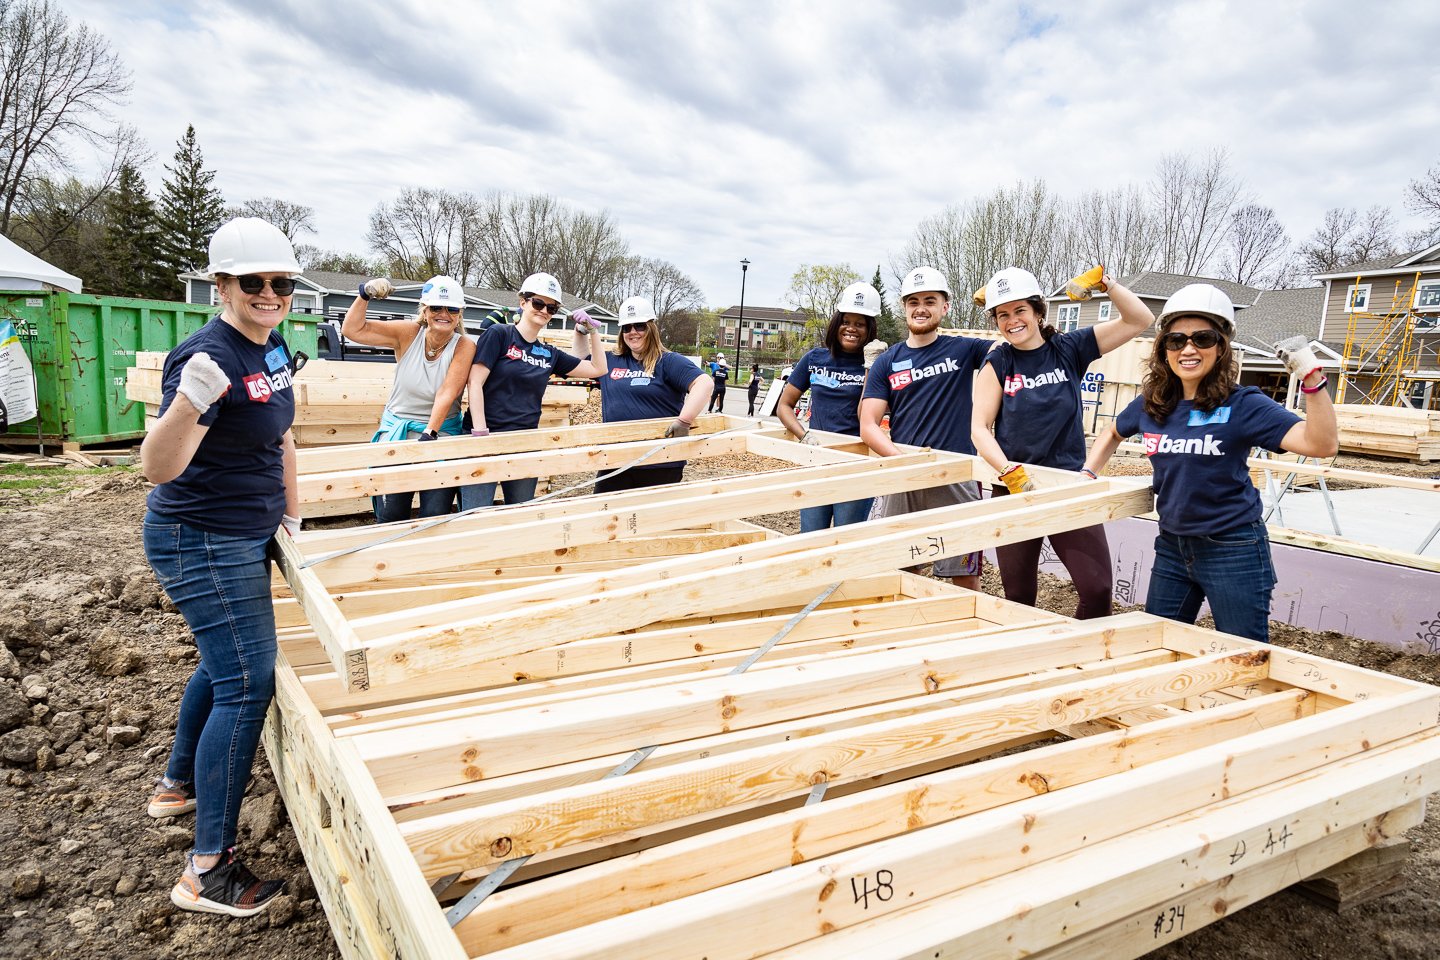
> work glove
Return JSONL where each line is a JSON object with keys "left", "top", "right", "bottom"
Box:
{"left": 663, "top": 419, "right": 690, "bottom": 439}
{"left": 863, "top": 339, "right": 889, "bottom": 368}
{"left": 361, "top": 278, "right": 395, "bottom": 301}
{"left": 470, "top": 428, "right": 489, "bottom": 437}
{"left": 280, "top": 514, "right": 301, "bottom": 538}
{"left": 1274, "top": 336, "right": 1323, "bottom": 382}
{"left": 571, "top": 308, "right": 596, "bottom": 334}
{"left": 999, "top": 463, "right": 1036, "bottom": 495}
{"left": 417, "top": 430, "right": 438, "bottom": 442}
{"left": 176, "top": 352, "right": 230, "bottom": 416}
{"left": 799, "top": 429, "right": 821, "bottom": 446}
{"left": 1064, "top": 266, "right": 1108, "bottom": 302}
{"left": 971, "top": 285, "right": 987, "bottom": 308}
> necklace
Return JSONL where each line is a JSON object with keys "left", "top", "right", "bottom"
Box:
{"left": 424, "top": 333, "right": 452, "bottom": 361}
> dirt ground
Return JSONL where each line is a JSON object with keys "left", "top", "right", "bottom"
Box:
{"left": 0, "top": 448, "right": 1437, "bottom": 959}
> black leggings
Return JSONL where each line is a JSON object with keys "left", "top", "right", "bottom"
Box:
{"left": 991, "top": 484, "right": 1113, "bottom": 619}
{"left": 593, "top": 465, "right": 685, "bottom": 495}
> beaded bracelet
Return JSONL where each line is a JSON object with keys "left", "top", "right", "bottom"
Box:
{"left": 1080, "top": 468, "right": 1098, "bottom": 479}
{"left": 1300, "top": 376, "right": 1329, "bottom": 395}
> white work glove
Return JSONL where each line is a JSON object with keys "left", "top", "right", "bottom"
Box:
{"left": 799, "top": 429, "right": 821, "bottom": 446}
{"left": 1274, "top": 336, "right": 1322, "bottom": 382}
{"left": 362, "top": 278, "right": 395, "bottom": 300}
{"left": 280, "top": 514, "right": 301, "bottom": 538}
{"left": 571, "top": 308, "right": 596, "bottom": 334}
{"left": 663, "top": 419, "right": 691, "bottom": 439}
{"left": 176, "top": 352, "right": 230, "bottom": 416}
{"left": 863, "top": 340, "right": 888, "bottom": 369}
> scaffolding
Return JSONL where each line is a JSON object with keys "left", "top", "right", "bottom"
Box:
{"left": 1338, "top": 271, "right": 1440, "bottom": 407}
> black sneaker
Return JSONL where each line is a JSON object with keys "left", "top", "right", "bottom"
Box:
{"left": 170, "top": 850, "right": 284, "bottom": 918}
{"left": 148, "top": 778, "right": 196, "bottom": 819}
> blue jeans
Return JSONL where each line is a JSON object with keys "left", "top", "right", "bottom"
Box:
{"left": 1145, "top": 520, "right": 1276, "bottom": 641}
{"left": 799, "top": 497, "right": 875, "bottom": 533}
{"left": 373, "top": 486, "right": 457, "bottom": 523}
{"left": 144, "top": 512, "right": 277, "bottom": 856}
{"left": 458, "top": 477, "right": 539, "bottom": 511}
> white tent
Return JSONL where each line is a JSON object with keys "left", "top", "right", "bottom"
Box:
{"left": 0, "top": 233, "right": 81, "bottom": 292}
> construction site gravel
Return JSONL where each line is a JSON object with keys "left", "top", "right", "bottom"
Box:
{"left": 0, "top": 449, "right": 1436, "bottom": 959}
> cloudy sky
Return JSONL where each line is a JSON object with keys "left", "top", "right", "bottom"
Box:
{"left": 64, "top": 0, "right": 1440, "bottom": 306}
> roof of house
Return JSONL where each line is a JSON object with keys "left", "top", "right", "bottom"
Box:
{"left": 718, "top": 305, "right": 808, "bottom": 323}
{"left": 1044, "top": 270, "right": 1264, "bottom": 307}
{"left": 1311, "top": 243, "right": 1440, "bottom": 280}
{"left": 1231, "top": 286, "right": 1326, "bottom": 351}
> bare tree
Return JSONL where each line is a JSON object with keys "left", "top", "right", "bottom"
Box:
{"left": 1405, "top": 161, "right": 1440, "bottom": 246}
{"left": 1070, "top": 185, "right": 1160, "bottom": 279}
{"left": 9, "top": 122, "right": 145, "bottom": 257}
{"left": 1349, "top": 205, "right": 1399, "bottom": 263}
{"left": 1217, "top": 204, "right": 1290, "bottom": 287}
{"left": 0, "top": 0, "right": 134, "bottom": 232}
{"left": 297, "top": 246, "right": 382, "bottom": 275}
{"left": 471, "top": 191, "right": 633, "bottom": 301}
{"left": 1150, "top": 149, "right": 1244, "bottom": 275}
{"left": 786, "top": 263, "right": 862, "bottom": 342}
{"left": 1294, "top": 205, "right": 1399, "bottom": 276}
{"left": 551, "top": 206, "right": 631, "bottom": 302}
{"left": 230, "top": 197, "right": 316, "bottom": 242}
{"left": 367, "top": 187, "right": 483, "bottom": 282}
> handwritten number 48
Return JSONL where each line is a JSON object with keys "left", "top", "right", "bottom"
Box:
{"left": 850, "top": 870, "right": 894, "bottom": 909}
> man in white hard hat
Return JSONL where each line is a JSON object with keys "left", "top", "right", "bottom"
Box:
{"left": 860, "top": 266, "right": 993, "bottom": 589}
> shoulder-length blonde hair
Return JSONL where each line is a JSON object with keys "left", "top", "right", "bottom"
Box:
{"left": 612, "top": 320, "right": 665, "bottom": 375}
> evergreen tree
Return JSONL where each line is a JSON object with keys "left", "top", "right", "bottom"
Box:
{"left": 101, "top": 164, "right": 168, "bottom": 299}
{"left": 157, "top": 125, "right": 225, "bottom": 295}
{"left": 872, "top": 265, "right": 902, "bottom": 344}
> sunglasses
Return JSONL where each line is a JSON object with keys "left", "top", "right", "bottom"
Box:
{"left": 526, "top": 296, "right": 561, "bottom": 314}
{"left": 427, "top": 305, "right": 462, "bottom": 315}
{"left": 236, "top": 275, "right": 297, "bottom": 296}
{"left": 1162, "top": 329, "right": 1223, "bottom": 351}
{"left": 620, "top": 322, "right": 649, "bottom": 334}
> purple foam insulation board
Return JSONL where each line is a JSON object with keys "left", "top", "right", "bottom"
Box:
{"left": 1017, "top": 516, "right": 1440, "bottom": 654}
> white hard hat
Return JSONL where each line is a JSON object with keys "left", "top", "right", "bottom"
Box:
{"left": 520, "top": 272, "right": 563, "bottom": 302}
{"left": 835, "top": 282, "right": 881, "bottom": 317}
{"left": 420, "top": 275, "right": 465, "bottom": 309}
{"left": 204, "top": 217, "right": 301, "bottom": 278}
{"left": 900, "top": 266, "right": 951, "bottom": 298}
{"left": 984, "top": 267, "right": 1042, "bottom": 310}
{"left": 618, "top": 296, "right": 657, "bottom": 323}
{"left": 1158, "top": 283, "right": 1236, "bottom": 337}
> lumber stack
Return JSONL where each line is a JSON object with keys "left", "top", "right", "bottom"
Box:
{"left": 124, "top": 353, "right": 589, "bottom": 447}
{"left": 1333, "top": 402, "right": 1440, "bottom": 462}
{"left": 262, "top": 419, "right": 1440, "bottom": 960}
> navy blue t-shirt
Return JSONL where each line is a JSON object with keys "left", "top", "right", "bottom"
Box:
{"left": 474, "top": 324, "right": 581, "bottom": 432}
{"left": 709, "top": 362, "right": 729, "bottom": 389}
{"left": 597, "top": 351, "right": 704, "bottom": 472}
{"left": 984, "top": 328, "right": 1101, "bottom": 470}
{"left": 1115, "top": 386, "right": 1300, "bottom": 536}
{"left": 146, "top": 317, "right": 296, "bottom": 537}
{"left": 789, "top": 347, "right": 867, "bottom": 435}
{"left": 861, "top": 335, "right": 990, "bottom": 453}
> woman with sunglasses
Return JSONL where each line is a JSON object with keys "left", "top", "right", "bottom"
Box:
{"left": 589, "top": 296, "right": 712, "bottom": 493}
{"left": 139, "top": 217, "right": 300, "bottom": 917}
{"left": 459, "top": 272, "right": 608, "bottom": 509}
{"left": 1082, "top": 283, "right": 1337, "bottom": 641}
{"left": 970, "top": 267, "right": 1153, "bottom": 619}
{"left": 777, "top": 282, "right": 880, "bottom": 531}
{"left": 342, "top": 275, "right": 476, "bottom": 521}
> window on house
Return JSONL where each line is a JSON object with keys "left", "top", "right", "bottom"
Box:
{"left": 1414, "top": 279, "right": 1440, "bottom": 312}
{"left": 1096, "top": 303, "right": 1112, "bottom": 324}
{"left": 291, "top": 293, "right": 316, "bottom": 314}
{"left": 208, "top": 284, "right": 219, "bottom": 307}
{"left": 1057, "top": 303, "right": 1080, "bottom": 332}
{"left": 1345, "top": 283, "right": 1371, "bottom": 313}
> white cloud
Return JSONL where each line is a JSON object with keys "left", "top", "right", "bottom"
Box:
{"left": 62, "top": 0, "right": 1440, "bottom": 307}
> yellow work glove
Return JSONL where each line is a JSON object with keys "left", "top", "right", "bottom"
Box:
{"left": 999, "top": 463, "right": 1035, "bottom": 495}
{"left": 1064, "top": 266, "right": 1107, "bottom": 302}
{"left": 971, "top": 284, "right": 987, "bottom": 308}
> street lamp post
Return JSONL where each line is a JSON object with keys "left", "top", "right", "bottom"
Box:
{"left": 735, "top": 259, "right": 750, "bottom": 398}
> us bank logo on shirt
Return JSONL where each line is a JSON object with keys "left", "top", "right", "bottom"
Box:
{"left": 506, "top": 344, "right": 550, "bottom": 369}
{"left": 506, "top": 344, "right": 523, "bottom": 360}
{"left": 609, "top": 368, "right": 648, "bottom": 380}
{"left": 1003, "top": 368, "right": 1069, "bottom": 396}
{"left": 888, "top": 356, "right": 959, "bottom": 391}
{"left": 1142, "top": 432, "right": 1223, "bottom": 456}
{"left": 242, "top": 365, "right": 294, "bottom": 402}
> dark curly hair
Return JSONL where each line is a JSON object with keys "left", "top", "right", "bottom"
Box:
{"left": 1142, "top": 317, "right": 1239, "bottom": 422}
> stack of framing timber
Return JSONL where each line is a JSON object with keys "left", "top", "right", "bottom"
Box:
{"left": 124, "top": 353, "right": 589, "bottom": 448}
{"left": 1333, "top": 402, "right": 1440, "bottom": 462}
{"left": 265, "top": 421, "right": 1440, "bottom": 958}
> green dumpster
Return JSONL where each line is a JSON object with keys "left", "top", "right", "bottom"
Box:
{"left": 0, "top": 290, "right": 318, "bottom": 447}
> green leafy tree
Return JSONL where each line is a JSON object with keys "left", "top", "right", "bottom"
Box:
{"left": 158, "top": 125, "right": 225, "bottom": 294}
{"left": 871, "top": 265, "right": 902, "bottom": 344}
{"left": 99, "top": 163, "right": 167, "bottom": 299}
{"left": 785, "top": 263, "right": 862, "bottom": 346}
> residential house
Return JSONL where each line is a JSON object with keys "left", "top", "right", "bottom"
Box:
{"left": 1312, "top": 244, "right": 1440, "bottom": 408}
{"left": 715, "top": 305, "right": 809, "bottom": 361}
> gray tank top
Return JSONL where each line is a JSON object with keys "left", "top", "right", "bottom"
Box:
{"left": 384, "top": 329, "right": 467, "bottom": 422}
